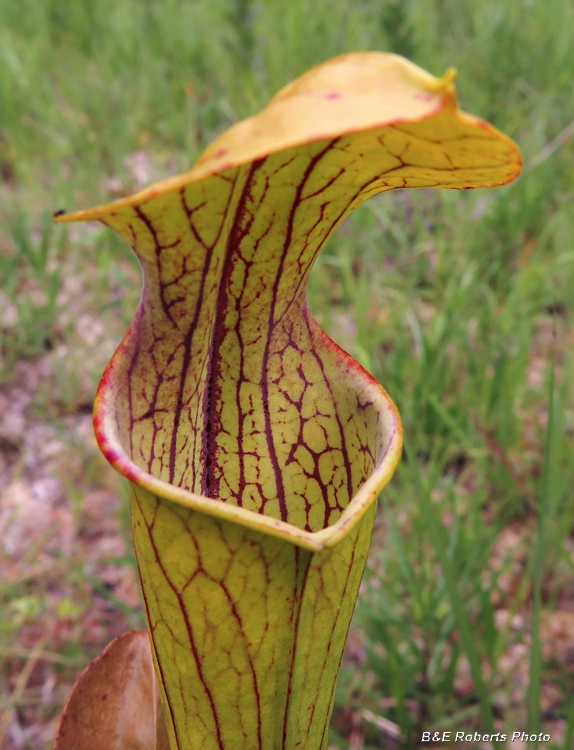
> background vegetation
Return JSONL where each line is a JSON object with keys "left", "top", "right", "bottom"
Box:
{"left": 0, "top": 0, "right": 573, "bottom": 748}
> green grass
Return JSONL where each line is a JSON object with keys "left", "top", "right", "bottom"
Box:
{"left": 1, "top": 1, "right": 573, "bottom": 748}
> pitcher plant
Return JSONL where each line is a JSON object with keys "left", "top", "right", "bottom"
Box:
{"left": 53, "top": 52, "right": 521, "bottom": 750}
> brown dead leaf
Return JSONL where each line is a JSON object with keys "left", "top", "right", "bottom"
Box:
{"left": 54, "top": 631, "right": 169, "bottom": 750}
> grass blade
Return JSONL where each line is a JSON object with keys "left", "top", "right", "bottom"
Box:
{"left": 404, "top": 438, "right": 498, "bottom": 745}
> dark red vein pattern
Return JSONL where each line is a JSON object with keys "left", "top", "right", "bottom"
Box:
{"left": 100, "top": 126, "right": 453, "bottom": 532}
{"left": 130, "top": 483, "right": 375, "bottom": 750}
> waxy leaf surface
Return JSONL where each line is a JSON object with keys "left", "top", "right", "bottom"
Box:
{"left": 56, "top": 53, "right": 521, "bottom": 750}
{"left": 54, "top": 631, "right": 169, "bottom": 750}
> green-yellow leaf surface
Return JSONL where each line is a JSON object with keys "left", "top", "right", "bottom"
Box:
{"left": 54, "top": 631, "right": 169, "bottom": 750}
{"left": 56, "top": 53, "right": 521, "bottom": 750}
